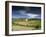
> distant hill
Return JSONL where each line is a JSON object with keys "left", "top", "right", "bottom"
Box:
{"left": 12, "top": 18, "right": 41, "bottom": 22}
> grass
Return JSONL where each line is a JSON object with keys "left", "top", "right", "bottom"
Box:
{"left": 12, "top": 18, "right": 41, "bottom": 31}
{"left": 12, "top": 25, "right": 36, "bottom": 31}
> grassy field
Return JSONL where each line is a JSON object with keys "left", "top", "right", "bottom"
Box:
{"left": 12, "top": 18, "right": 41, "bottom": 31}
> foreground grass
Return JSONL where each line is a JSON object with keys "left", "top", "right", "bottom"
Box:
{"left": 12, "top": 25, "right": 36, "bottom": 31}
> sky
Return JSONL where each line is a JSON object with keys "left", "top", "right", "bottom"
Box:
{"left": 12, "top": 6, "right": 41, "bottom": 19}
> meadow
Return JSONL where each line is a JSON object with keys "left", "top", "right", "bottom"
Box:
{"left": 12, "top": 18, "right": 41, "bottom": 31}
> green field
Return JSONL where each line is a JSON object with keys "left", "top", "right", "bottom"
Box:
{"left": 12, "top": 18, "right": 41, "bottom": 31}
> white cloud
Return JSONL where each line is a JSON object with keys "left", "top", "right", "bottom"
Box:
{"left": 13, "top": 10, "right": 40, "bottom": 19}
{"left": 26, "top": 13, "right": 39, "bottom": 18}
{"left": 18, "top": 10, "right": 26, "bottom": 14}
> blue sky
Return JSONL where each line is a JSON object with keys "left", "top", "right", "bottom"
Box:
{"left": 12, "top": 6, "right": 41, "bottom": 19}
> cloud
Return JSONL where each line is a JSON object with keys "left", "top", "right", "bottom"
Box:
{"left": 26, "top": 13, "right": 40, "bottom": 18}
{"left": 12, "top": 10, "right": 41, "bottom": 19}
